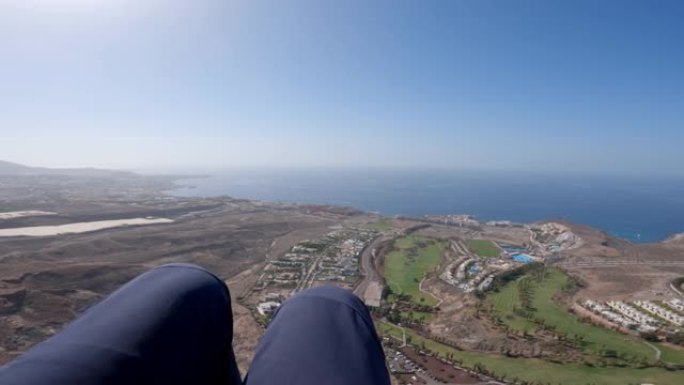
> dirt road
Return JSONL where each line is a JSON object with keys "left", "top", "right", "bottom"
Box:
{"left": 354, "top": 235, "right": 388, "bottom": 307}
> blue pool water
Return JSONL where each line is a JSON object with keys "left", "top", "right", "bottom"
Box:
{"left": 500, "top": 245, "right": 528, "bottom": 253}
{"left": 512, "top": 254, "right": 534, "bottom": 263}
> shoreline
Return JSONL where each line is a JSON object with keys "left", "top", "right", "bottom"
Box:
{"left": 166, "top": 175, "right": 681, "bottom": 245}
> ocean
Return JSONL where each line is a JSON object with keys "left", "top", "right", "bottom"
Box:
{"left": 169, "top": 169, "right": 684, "bottom": 244}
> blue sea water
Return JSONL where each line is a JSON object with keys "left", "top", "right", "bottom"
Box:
{"left": 169, "top": 169, "right": 684, "bottom": 244}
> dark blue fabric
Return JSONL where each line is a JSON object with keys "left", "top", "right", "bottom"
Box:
{"left": 0, "top": 264, "right": 241, "bottom": 385}
{"left": 0, "top": 264, "right": 390, "bottom": 385}
{"left": 245, "top": 286, "right": 391, "bottom": 385}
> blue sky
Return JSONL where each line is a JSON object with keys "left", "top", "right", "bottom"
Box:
{"left": 1, "top": 0, "right": 683, "bottom": 174}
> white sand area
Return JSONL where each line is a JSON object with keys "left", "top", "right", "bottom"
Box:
{"left": 0, "top": 217, "right": 174, "bottom": 237}
{"left": 0, "top": 211, "right": 57, "bottom": 220}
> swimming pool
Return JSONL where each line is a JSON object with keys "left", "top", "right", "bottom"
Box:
{"left": 512, "top": 254, "right": 534, "bottom": 263}
{"left": 500, "top": 245, "right": 527, "bottom": 254}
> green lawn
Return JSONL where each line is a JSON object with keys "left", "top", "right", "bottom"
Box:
{"left": 377, "top": 321, "right": 684, "bottom": 385}
{"left": 357, "top": 220, "right": 393, "bottom": 232}
{"left": 466, "top": 239, "right": 500, "bottom": 257}
{"left": 489, "top": 275, "right": 537, "bottom": 333}
{"left": 486, "top": 268, "right": 684, "bottom": 364}
{"left": 384, "top": 236, "right": 445, "bottom": 306}
{"left": 658, "top": 343, "right": 684, "bottom": 365}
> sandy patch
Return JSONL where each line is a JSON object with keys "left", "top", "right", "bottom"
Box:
{"left": 0, "top": 218, "right": 173, "bottom": 237}
{"left": 0, "top": 211, "right": 57, "bottom": 220}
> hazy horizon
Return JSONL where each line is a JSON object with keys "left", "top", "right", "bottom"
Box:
{"left": 2, "top": 1, "right": 684, "bottom": 175}
{"left": 8, "top": 158, "right": 684, "bottom": 181}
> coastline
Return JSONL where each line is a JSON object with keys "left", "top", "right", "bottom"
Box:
{"left": 166, "top": 172, "right": 684, "bottom": 245}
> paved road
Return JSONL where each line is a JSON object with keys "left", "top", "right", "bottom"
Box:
{"left": 669, "top": 281, "right": 683, "bottom": 297}
{"left": 354, "top": 235, "right": 388, "bottom": 307}
{"left": 643, "top": 341, "right": 662, "bottom": 361}
{"left": 555, "top": 260, "right": 684, "bottom": 268}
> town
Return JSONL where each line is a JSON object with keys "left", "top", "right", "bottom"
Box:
{"left": 582, "top": 298, "right": 684, "bottom": 335}
{"left": 245, "top": 227, "right": 377, "bottom": 319}
{"left": 233, "top": 213, "right": 684, "bottom": 385}
{"left": 440, "top": 241, "right": 539, "bottom": 293}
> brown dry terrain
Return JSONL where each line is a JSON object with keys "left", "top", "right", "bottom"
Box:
{"left": 400, "top": 348, "right": 482, "bottom": 384}
{"left": 0, "top": 166, "right": 379, "bottom": 371}
{"left": 555, "top": 223, "right": 684, "bottom": 301}
{"left": 384, "top": 219, "right": 684, "bottom": 366}
{"left": 3, "top": 163, "right": 684, "bottom": 384}
{"left": 415, "top": 219, "right": 684, "bottom": 303}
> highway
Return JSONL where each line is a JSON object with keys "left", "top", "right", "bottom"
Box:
{"left": 553, "top": 259, "right": 684, "bottom": 268}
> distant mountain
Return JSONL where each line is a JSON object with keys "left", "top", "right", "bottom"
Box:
{"left": 0, "top": 160, "right": 134, "bottom": 177}
{"left": 0, "top": 160, "right": 44, "bottom": 175}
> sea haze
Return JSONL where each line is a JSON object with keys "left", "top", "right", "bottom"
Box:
{"left": 169, "top": 169, "right": 684, "bottom": 244}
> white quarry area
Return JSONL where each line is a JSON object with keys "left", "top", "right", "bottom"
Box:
{"left": 0, "top": 211, "right": 57, "bottom": 220}
{"left": 0, "top": 217, "right": 174, "bottom": 237}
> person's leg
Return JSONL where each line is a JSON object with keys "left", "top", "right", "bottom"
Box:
{"left": 0, "top": 263, "right": 242, "bottom": 385}
{"left": 245, "top": 286, "right": 390, "bottom": 385}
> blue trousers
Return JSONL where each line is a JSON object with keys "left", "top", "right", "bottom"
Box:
{"left": 0, "top": 264, "right": 390, "bottom": 385}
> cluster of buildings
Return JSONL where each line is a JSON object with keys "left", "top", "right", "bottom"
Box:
{"left": 255, "top": 292, "right": 283, "bottom": 317}
{"left": 440, "top": 242, "right": 539, "bottom": 294}
{"left": 582, "top": 299, "right": 684, "bottom": 334}
{"left": 634, "top": 300, "right": 684, "bottom": 327}
{"left": 582, "top": 300, "right": 656, "bottom": 332}
{"left": 529, "top": 222, "right": 582, "bottom": 253}
{"left": 485, "top": 220, "right": 514, "bottom": 227}
{"left": 669, "top": 298, "right": 684, "bottom": 312}
{"left": 313, "top": 238, "right": 367, "bottom": 282}
{"left": 256, "top": 298, "right": 281, "bottom": 317}
{"left": 423, "top": 214, "right": 481, "bottom": 227}
{"left": 253, "top": 229, "right": 374, "bottom": 318}
{"left": 255, "top": 229, "right": 371, "bottom": 291}
{"left": 607, "top": 301, "right": 659, "bottom": 332}
{"left": 441, "top": 256, "right": 498, "bottom": 293}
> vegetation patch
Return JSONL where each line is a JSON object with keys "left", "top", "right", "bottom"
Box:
{"left": 400, "top": 310, "right": 433, "bottom": 323}
{"left": 657, "top": 343, "right": 684, "bottom": 365}
{"left": 466, "top": 239, "right": 500, "bottom": 257}
{"left": 384, "top": 236, "right": 444, "bottom": 306}
{"left": 377, "top": 321, "right": 684, "bottom": 385}
{"left": 357, "top": 220, "right": 393, "bottom": 231}
{"left": 381, "top": 236, "right": 445, "bottom": 324}
{"left": 485, "top": 267, "right": 684, "bottom": 365}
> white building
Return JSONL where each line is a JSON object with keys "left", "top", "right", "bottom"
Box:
{"left": 257, "top": 301, "right": 281, "bottom": 316}
{"left": 635, "top": 300, "right": 684, "bottom": 327}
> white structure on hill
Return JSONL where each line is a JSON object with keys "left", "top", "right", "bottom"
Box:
{"left": 257, "top": 301, "right": 281, "bottom": 316}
